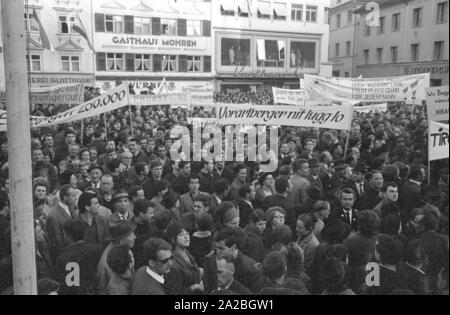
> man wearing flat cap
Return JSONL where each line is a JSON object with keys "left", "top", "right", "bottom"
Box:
{"left": 110, "top": 190, "right": 134, "bottom": 225}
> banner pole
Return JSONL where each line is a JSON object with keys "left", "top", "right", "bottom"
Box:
{"left": 343, "top": 132, "right": 350, "bottom": 161}
{"left": 80, "top": 120, "right": 84, "bottom": 147}
{"left": 104, "top": 114, "right": 108, "bottom": 141}
{"left": 127, "top": 81, "right": 134, "bottom": 138}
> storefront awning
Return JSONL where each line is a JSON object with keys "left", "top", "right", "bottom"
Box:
{"left": 238, "top": 0, "right": 250, "bottom": 14}
{"left": 257, "top": 4, "right": 272, "bottom": 16}
{"left": 221, "top": 1, "right": 235, "bottom": 12}
{"left": 273, "top": 3, "right": 287, "bottom": 17}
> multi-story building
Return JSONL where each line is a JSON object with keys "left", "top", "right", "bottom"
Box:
{"left": 328, "top": 0, "right": 364, "bottom": 78}
{"left": 1, "top": 0, "right": 96, "bottom": 91}
{"left": 212, "top": 0, "right": 332, "bottom": 92}
{"left": 93, "top": 0, "right": 213, "bottom": 94}
{"left": 354, "top": 0, "right": 449, "bottom": 86}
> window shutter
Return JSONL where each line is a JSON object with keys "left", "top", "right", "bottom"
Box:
{"left": 179, "top": 55, "right": 188, "bottom": 72}
{"left": 203, "top": 56, "right": 211, "bottom": 72}
{"left": 152, "top": 18, "right": 161, "bottom": 35}
{"left": 125, "top": 15, "right": 134, "bottom": 34}
{"left": 178, "top": 19, "right": 187, "bottom": 36}
{"left": 125, "top": 54, "right": 135, "bottom": 72}
{"left": 96, "top": 52, "right": 106, "bottom": 71}
{"left": 153, "top": 54, "right": 162, "bottom": 71}
{"left": 202, "top": 20, "right": 211, "bottom": 37}
{"left": 95, "top": 13, "right": 105, "bottom": 32}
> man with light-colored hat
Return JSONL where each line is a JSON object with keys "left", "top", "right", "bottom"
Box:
{"left": 110, "top": 190, "right": 134, "bottom": 225}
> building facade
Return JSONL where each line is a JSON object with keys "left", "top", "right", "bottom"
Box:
{"left": 354, "top": 0, "right": 449, "bottom": 86}
{"left": 93, "top": 0, "right": 213, "bottom": 94}
{"left": 212, "top": 0, "right": 332, "bottom": 92}
{"left": 1, "top": 0, "right": 96, "bottom": 92}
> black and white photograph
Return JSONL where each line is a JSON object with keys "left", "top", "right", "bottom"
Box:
{"left": 0, "top": 0, "right": 448, "bottom": 303}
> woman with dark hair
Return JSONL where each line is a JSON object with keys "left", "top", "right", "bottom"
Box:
{"left": 150, "top": 180, "right": 170, "bottom": 214}
{"left": 244, "top": 209, "right": 267, "bottom": 263}
{"left": 320, "top": 258, "right": 355, "bottom": 295}
{"left": 162, "top": 190, "right": 181, "bottom": 222}
{"left": 344, "top": 210, "right": 380, "bottom": 269}
{"left": 296, "top": 213, "right": 319, "bottom": 272}
{"left": 165, "top": 221, "right": 204, "bottom": 295}
{"left": 255, "top": 173, "right": 275, "bottom": 207}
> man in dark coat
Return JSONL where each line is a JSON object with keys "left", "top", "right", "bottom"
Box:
{"left": 54, "top": 219, "right": 104, "bottom": 295}
{"left": 401, "top": 165, "right": 426, "bottom": 216}
{"left": 171, "top": 161, "right": 191, "bottom": 195}
{"left": 362, "top": 170, "right": 384, "bottom": 210}
{"left": 331, "top": 188, "right": 359, "bottom": 232}
{"left": 142, "top": 161, "right": 163, "bottom": 200}
{"left": 212, "top": 258, "right": 252, "bottom": 295}
{"left": 236, "top": 184, "right": 256, "bottom": 229}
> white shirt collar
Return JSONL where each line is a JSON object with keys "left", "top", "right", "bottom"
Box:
{"left": 215, "top": 195, "right": 222, "bottom": 204}
{"left": 409, "top": 179, "right": 421, "bottom": 186}
{"left": 146, "top": 267, "right": 165, "bottom": 285}
{"left": 58, "top": 201, "right": 71, "bottom": 217}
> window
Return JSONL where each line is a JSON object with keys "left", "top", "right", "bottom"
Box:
{"left": 346, "top": 41, "right": 352, "bottom": 56}
{"left": 135, "top": 54, "right": 151, "bottom": 71}
{"left": 24, "top": 12, "right": 39, "bottom": 33}
{"left": 257, "top": 1, "right": 272, "bottom": 19}
{"left": 187, "top": 20, "right": 201, "bottom": 36}
{"left": 305, "top": 5, "right": 318, "bottom": 22}
{"left": 187, "top": 56, "right": 201, "bottom": 72}
{"left": 238, "top": 1, "right": 250, "bottom": 17}
{"left": 363, "top": 49, "right": 370, "bottom": 65}
{"left": 411, "top": 44, "right": 420, "bottom": 62}
{"left": 162, "top": 55, "right": 177, "bottom": 72}
{"left": 291, "top": 4, "right": 303, "bottom": 21}
{"left": 273, "top": 3, "right": 287, "bottom": 20}
{"left": 434, "top": 41, "right": 445, "bottom": 60}
{"left": 336, "top": 14, "right": 341, "bottom": 28}
{"left": 61, "top": 56, "right": 80, "bottom": 72}
{"left": 378, "top": 17, "right": 385, "bottom": 34}
{"left": 335, "top": 43, "right": 340, "bottom": 57}
{"left": 221, "top": 38, "right": 251, "bottom": 66}
{"left": 392, "top": 13, "right": 400, "bottom": 32}
{"left": 161, "top": 19, "right": 177, "bottom": 35}
{"left": 365, "top": 24, "right": 371, "bottom": 36}
{"left": 58, "top": 16, "right": 75, "bottom": 34}
{"left": 134, "top": 17, "right": 151, "bottom": 35}
{"left": 220, "top": 3, "right": 235, "bottom": 16}
{"left": 257, "top": 39, "right": 285, "bottom": 67}
{"left": 345, "top": 72, "right": 350, "bottom": 77}
{"left": 437, "top": 2, "right": 448, "bottom": 23}
{"left": 26, "top": 54, "right": 41, "bottom": 72}
{"left": 105, "top": 15, "right": 123, "bottom": 33}
{"left": 332, "top": 70, "right": 340, "bottom": 77}
{"left": 106, "top": 53, "right": 124, "bottom": 71}
{"left": 412, "top": 8, "right": 422, "bottom": 28}
{"left": 290, "top": 41, "right": 316, "bottom": 68}
{"left": 391, "top": 46, "right": 398, "bottom": 63}
{"left": 347, "top": 10, "right": 353, "bottom": 25}
{"left": 376, "top": 48, "right": 383, "bottom": 64}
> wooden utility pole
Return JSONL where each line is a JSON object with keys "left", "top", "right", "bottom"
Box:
{"left": 1, "top": 0, "right": 37, "bottom": 295}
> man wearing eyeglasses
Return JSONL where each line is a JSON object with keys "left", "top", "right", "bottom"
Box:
{"left": 130, "top": 238, "right": 173, "bottom": 295}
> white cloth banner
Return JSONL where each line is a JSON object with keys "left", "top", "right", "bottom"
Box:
{"left": 1, "top": 83, "right": 85, "bottom": 106}
{"left": 130, "top": 93, "right": 190, "bottom": 108}
{"left": 354, "top": 103, "right": 388, "bottom": 114}
{"left": 183, "top": 87, "right": 214, "bottom": 107}
{"left": 426, "top": 86, "right": 449, "bottom": 122}
{"left": 273, "top": 88, "right": 307, "bottom": 105}
{"left": 216, "top": 103, "right": 354, "bottom": 130}
{"left": 304, "top": 73, "right": 430, "bottom": 103}
{"left": 30, "top": 84, "right": 129, "bottom": 128}
{"left": 429, "top": 121, "right": 449, "bottom": 161}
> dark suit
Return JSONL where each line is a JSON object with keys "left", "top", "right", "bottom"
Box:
{"left": 80, "top": 215, "right": 111, "bottom": 247}
{"left": 397, "top": 262, "right": 428, "bottom": 295}
{"left": 362, "top": 185, "right": 383, "bottom": 210}
{"left": 171, "top": 175, "right": 190, "bottom": 195}
{"left": 237, "top": 198, "right": 254, "bottom": 228}
{"left": 344, "top": 180, "right": 367, "bottom": 211}
{"left": 54, "top": 241, "right": 104, "bottom": 295}
{"left": 367, "top": 266, "right": 408, "bottom": 295}
{"left": 142, "top": 176, "right": 161, "bottom": 200}
{"left": 165, "top": 250, "right": 202, "bottom": 295}
{"left": 46, "top": 204, "right": 73, "bottom": 260}
{"left": 199, "top": 172, "right": 214, "bottom": 194}
{"left": 130, "top": 266, "right": 166, "bottom": 295}
{"left": 132, "top": 151, "right": 149, "bottom": 166}
{"left": 179, "top": 192, "right": 197, "bottom": 216}
{"left": 332, "top": 208, "right": 359, "bottom": 232}
{"left": 227, "top": 279, "right": 253, "bottom": 295}
{"left": 401, "top": 180, "right": 424, "bottom": 215}
{"left": 209, "top": 195, "right": 222, "bottom": 218}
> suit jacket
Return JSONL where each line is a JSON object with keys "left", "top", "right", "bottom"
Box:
{"left": 130, "top": 266, "right": 166, "bottom": 295}
{"left": 109, "top": 211, "right": 134, "bottom": 226}
{"left": 46, "top": 203, "right": 73, "bottom": 260}
{"left": 228, "top": 279, "right": 253, "bottom": 295}
{"left": 171, "top": 175, "right": 190, "bottom": 196}
{"left": 179, "top": 192, "right": 208, "bottom": 217}
{"left": 332, "top": 208, "right": 359, "bottom": 232}
{"left": 165, "top": 250, "right": 202, "bottom": 295}
{"left": 79, "top": 213, "right": 111, "bottom": 247}
{"left": 297, "top": 232, "right": 319, "bottom": 272}
{"left": 237, "top": 198, "right": 254, "bottom": 228}
{"left": 132, "top": 151, "right": 149, "bottom": 166}
{"left": 397, "top": 262, "right": 428, "bottom": 295}
{"left": 344, "top": 180, "right": 367, "bottom": 211}
{"left": 142, "top": 176, "right": 161, "bottom": 200}
{"left": 362, "top": 185, "right": 383, "bottom": 211}
{"left": 401, "top": 180, "right": 424, "bottom": 215}
{"left": 209, "top": 194, "right": 222, "bottom": 218}
{"left": 199, "top": 172, "right": 215, "bottom": 194}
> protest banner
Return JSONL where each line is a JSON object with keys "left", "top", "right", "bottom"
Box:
{"left": 130, "top": 93, "right": 190, "bottom": 108}
{"left": 429, "top": 121, "right": 449, "bottom": 161}
{"left": 216, "top": 103, "right": 353, "bottom": 130}
{"left": 354, "top": 103, "right": 388, "bottom": 114}
{"left": 1, "top": 83, "right": 85, "bottom": 106}
{"left": 30, "top": 83, "right": 129, "bottom": 128}
{"left": 273, "top": 87, "right": 307, "bottom": 105}
{"left": 182, "top": 87, "right": 214, "bottom": 107}
{"left": 0, "top": 110, "right": 6, "bottom": 131}
{"left": 304, "top": 73, "right": 430, "bottom": 103}
{"left": 426, "top": 86, "right": 449, "bottom": 122}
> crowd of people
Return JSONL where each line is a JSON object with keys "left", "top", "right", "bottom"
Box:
{"left": 0, "top": 86, "right": 448, "bottom": 295}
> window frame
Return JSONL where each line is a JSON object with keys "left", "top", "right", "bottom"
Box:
{"left": 26, "top": 54, "right": 42, "bottom": 72}
{"left": 24, "top": 12, "right": 40, "bottom": 33}
{"left": 106, "top": 53, "right": 125, "bottom": 71}
{"left": 411, "top": 44, "right": 420, "bottom": 62}
{"left": 161, "top": 18, "right": 178, "bottom": 36}
{"left": 391, "top": 46, "right": 399, "bottom": 63}
{"left": 61, "top": 55, "right": 81, "bottom": 72}
{"left": 291, "top": 4, "right": 303, "bottom": 21}
{"left": 135, "top": 54, "right": 152, "bottom": 72}
{"left": 335, "top": 43, "right": 340, "bottom": 57}
{"left": 434, "top": 41, "right": 445, "bottom": 60}
{"left": 392, "top": 13, "right": 401, "bottom": 32}
{"left": 412, "top": 7, "right": 422, "bottom": 28}
{"left": 162, "top": 55, "right": 178, "bottom": 72}
{"left": 134, "top": 17, "right": 152, "bottom": 35}
{"left": 363, "top": 49, "right": 370, "bottom": 65}
{"left": 58, "top": 15, "right": 76, "bottom": 34}
{"left": 376, "top": 48, "right": 383, "bottom": 64}
{"left": 346, "top": 41, "right": 352, "bottom": 56}
{"left": 105, "top": 14, "right": 124, "bottom": 33}
{"left": 378, "top": 16, "right": 385, "bottom": 34}
{"left": 305, "top": 5, "right": 318, "bottom": 23}
{"left": 187, "top": 20, "right": 202, "bottom": 36}
{"left": 187, "top": 56, "right": 202, "bottom": 72}
{"left": 256, "top": 39, "right": 286, "bottom": 68}
{"left": 437, "top": 1, "right": 448, "bottom": 24}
